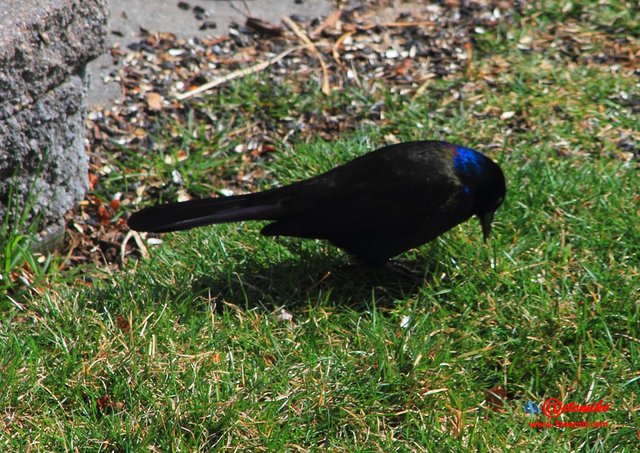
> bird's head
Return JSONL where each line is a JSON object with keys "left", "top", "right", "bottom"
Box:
{"left": 452, "top": 145, "right": 506, "bottom": 240}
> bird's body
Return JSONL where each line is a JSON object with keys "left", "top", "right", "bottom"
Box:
{"left": 128, "top": 141, "right": 506, "bottom": 266}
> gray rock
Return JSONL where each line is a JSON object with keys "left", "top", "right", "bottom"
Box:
{"left": 0, "top": 0, "right": 107, "bottom": 244}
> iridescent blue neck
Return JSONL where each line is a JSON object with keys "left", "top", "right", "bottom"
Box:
{"left": 453, "top": 146, "right": 485, "bottom": 176}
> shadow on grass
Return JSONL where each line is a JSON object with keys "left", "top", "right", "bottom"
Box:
{"left": 188, "top": 245, "right": 444, "bottom": 312}
{"left": 88, "top": 242, "right": 447, "bottom": 316}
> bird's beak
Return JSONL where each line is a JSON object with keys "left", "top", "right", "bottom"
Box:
{"left": 479, "top": 211, "right": 495, "bottom": 241}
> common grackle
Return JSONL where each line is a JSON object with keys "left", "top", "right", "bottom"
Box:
{"left": 128, "top": 141, "right": 506, "bottom": 266}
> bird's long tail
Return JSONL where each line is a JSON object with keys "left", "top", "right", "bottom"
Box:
{"left": 127, "top": 192, "right": 285, "bottom": 233}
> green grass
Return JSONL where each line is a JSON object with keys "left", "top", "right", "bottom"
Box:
{"left": 0, "top": 177, "right": 61, "bottom": 304}
{"left": 1, "top": 2, "right": 639, "bottom": 451}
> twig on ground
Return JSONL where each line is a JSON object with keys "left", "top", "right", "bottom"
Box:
{"left": 176, "top": 45, "right": 305, "bottom": 100}
{"left": 412, "top": 72, "right": 436, "bottom": 100}
{"left": 310, "top": 9, "right": 342, "bottom": 38}
{"left": 333, "top": 31, "right": 355, "bottom": 68}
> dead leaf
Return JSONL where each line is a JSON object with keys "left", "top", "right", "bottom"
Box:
{"left": 88, "top": 172, "right": 99, "bottom": 191}
{"left": 484, "top": 386, "right": 508, "bottom": 412}
{"left": 97, "top": 394, "right": 125, "bottom": 414}
{"left": 116, "top": 314, "right": 130, "bottom": 333}
{"left": 97, "top": 204, "right": 112, "bottom": 224}
{"left": 146, "top": 92, "right": 163, "bottom": 111}
{"left": 275, "top": 307, "right": 293, "bottom": 323}
{"left": 394, "top": 58, "right": 413, "bottom": 76}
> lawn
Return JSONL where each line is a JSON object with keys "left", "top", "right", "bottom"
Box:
{"left": 1, "top": 1, "right": 638, "bottom": 451}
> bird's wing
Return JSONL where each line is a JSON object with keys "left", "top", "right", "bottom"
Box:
{"left": 261, "top": 148, "right": 466, "bottom": 238}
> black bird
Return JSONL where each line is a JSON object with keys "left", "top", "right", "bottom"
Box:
{"left": 128, "top": 141, "right": 506, "bottom": 266}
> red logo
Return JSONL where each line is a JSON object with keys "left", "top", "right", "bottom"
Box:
{"left": 541, "top": 398, "right": 610, "bottom": 419}
{"left": 542, "top": 398, "right": 563, "bottom": 417}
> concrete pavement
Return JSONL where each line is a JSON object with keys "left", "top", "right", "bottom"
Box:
{"left": 87, "top": 0, "right": 332, "bottom": 107}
